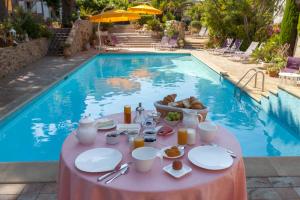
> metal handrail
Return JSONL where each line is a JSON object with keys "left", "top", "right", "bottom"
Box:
{"left": 234, "top": 68, "right": 265, "bottom": 97}
{"left": 235, "top": 68, "right": 257, "bottom": 86}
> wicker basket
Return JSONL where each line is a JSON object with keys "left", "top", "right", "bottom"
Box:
{"left": 154, "top": 101, "right": 208, "bottom": 122}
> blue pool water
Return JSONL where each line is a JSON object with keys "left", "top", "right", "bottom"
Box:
{"left": 1, "top": 53, "right": 300, "bottom": 161}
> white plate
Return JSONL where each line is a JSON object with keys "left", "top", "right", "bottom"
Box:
{"left": 162, "top": 146, "right": 184, "bottom": 159}
{"left": 188, "top": 146, "right": 233, "bottom": 170}
{"left": 96, "top": 120, "right": 117, "bottom": 130}
{"left": 75, "top": 148, "right": 122, "bottom": 173}
{"left": 116, "top": 123, "right": 141, "bottom": 133}
{"left": 163, "top": 163, "right": 192, "bottom": 178}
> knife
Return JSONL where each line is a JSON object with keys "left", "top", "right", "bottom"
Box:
{"left": 97, "top": 163, "right": 129, "bottom": 182}
{"left": 105, "top": 166, "right": 129, "bottom": 184}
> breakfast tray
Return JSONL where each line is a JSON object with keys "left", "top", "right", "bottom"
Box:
{"left": 154, "top": 101, "right": 209, "bottom": 121}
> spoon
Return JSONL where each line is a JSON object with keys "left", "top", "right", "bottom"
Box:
{"left": 97, "top": 162, "right": 130, "bottom": 182}
{"left": 105, "top": 166, "right": 129, "bottom": 184}
{"left": 209, "top": 143, "right": 237, "bottom": 158}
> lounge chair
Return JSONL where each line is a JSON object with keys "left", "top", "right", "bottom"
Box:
{"left": 210, "top": 38, "right": 234, "bottom": 54}
{"left": 193, "top": 27, "right": 207, "bottom": 38}
{"left": 167, "top": 38, "right": 178, "bottom": 50}
{"left": 108, "top": 35, "right": 124, "bottom": 50}
{"left": 222, "top": 39, "right": 243, "bottom": 55}
{"left": 281, "top": 57, "right": 300, "bottom": 73}
{"left": 279, "top": 57, "right": 300, "bottom": 85}
{"left": 155, "top": 36, "right": 170, "bottom": 50}
{"left": 229, "top": 41, "right": 259, "bottom": 62}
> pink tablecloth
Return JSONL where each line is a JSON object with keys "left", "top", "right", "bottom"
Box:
{"left": 58, "top": 113, "right": 247, "bottom": 200}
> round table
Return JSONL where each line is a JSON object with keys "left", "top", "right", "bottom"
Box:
{"left": 58, "top": 113, "right": 247, "bottom": 200}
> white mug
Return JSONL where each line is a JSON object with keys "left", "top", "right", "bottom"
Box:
{"left": 131, "top": 147, "right": 161, "bottom": 173}
{"left": 198, "top": 122, "right": 218, "bottom": 143}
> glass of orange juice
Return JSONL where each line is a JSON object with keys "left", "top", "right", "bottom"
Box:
{"left": 133, "top": 136, "right": 144, "bottom": 149}
{"left": 177, "top": 128, "right": 188, "bottom": 145}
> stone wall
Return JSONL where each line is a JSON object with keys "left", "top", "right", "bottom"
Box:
{"left": 63, "top": 20, "right": 93, "bottom": 57}
{"left": 0, "top": 38, "right": 49, "bottom": 78}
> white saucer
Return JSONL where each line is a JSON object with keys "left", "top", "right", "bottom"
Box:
{"left": 163, "top": 163, "right": 192, "bottom": 178}
{"left": 96, "top": 120, "right": 117, "bottom": 130}
{"left": 162, "top": 146, "right": 184, "bottom": 159}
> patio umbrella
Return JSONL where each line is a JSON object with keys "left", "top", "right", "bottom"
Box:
{"left": 127, "top": 5, "right": 162, "bottom": 15}
{"left": 89, "top": 9, "right": 141, "bottom": 23}
{"left": 89, "top": 9, "right": 141, "bottom": 49}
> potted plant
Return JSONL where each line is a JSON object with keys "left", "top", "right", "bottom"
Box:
{"left": 266, "top": 63, "right": 282, "bottom": 77}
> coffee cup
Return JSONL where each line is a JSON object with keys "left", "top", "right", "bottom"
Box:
{"left": 198, "top": 122, "right": 218, "bottom": 143}
{"left": 131, "top": 147, "right": 161, "bottom": 173}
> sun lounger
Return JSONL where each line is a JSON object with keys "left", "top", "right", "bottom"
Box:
{"left": 279, "top": 57, "right": 300, "bottom": 85}
{"left": 209, "top": 38, "right": 234, "bottom": 54}
{"left": 193, "top": 27, "right": 207, "bottom": 38}
{"left": 222, "top": 39, "right": 243, "bottom": 55}
{"left": 167, "top": 38, "right": 178, "bottom": 50}
{"left": 281, "top": 57, "right": 300, "bottom": 73}
{"left": 155, "top": 36, "right": 170, "bottom": 50}
{"left": 229, "top": 41, "right": 259, "bottom": 62}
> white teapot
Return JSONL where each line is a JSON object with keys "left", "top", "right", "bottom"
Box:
{"left": 76, "top": 116, "right": 97, "bottom": 145}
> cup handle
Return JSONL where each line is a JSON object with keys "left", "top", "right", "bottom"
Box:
{"left": 197, "top": 113, "right": 204, "bottom": 122}
{"left": 156, "top": 150, "right": 164, "bottom": 165}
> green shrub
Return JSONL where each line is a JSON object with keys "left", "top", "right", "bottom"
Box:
{"left": 252, "top": 34, "right": 287, "bottom": 67}
{"left": 280, "top": 0, "right": 299, "bottom": 54}
{"left": 137, "top": 15, "right": 154, "bottom": 26}
{"left": 147, "top": 18, "right": 163, "bottom": 32}
{"left": 162, "top": 12, "right": 175, "bottom": 23}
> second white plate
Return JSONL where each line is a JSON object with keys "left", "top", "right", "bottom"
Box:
{"left": 75, "top": 148, "right": 122, "bottom": 173}
{"left": 188, "top": 146, "right": 233, "bottom": 170}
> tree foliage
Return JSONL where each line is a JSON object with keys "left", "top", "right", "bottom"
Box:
{"left": 279, "top": 0, "right": 299, "bottom": 55}
{"left": 76, "top": 0, "right": 130, "bottom": 14}
{"left": 201, "top": 0, "right": 281, "bottom": 48}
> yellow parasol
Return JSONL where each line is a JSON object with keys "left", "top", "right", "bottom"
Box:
{"left": 89, "top": 9, "right": 141, "bottom": 23}
{"left": 89, "top": 9, "right": 141, "bottom": 50}
{"left": 127, "top": 5, "right": 162, "bottom": 15}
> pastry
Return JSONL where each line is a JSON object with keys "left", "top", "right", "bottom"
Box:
{"left": 172, "top": 160, "right": 183, "bottom": 170}
{"left": 190, "top": 100, "right": 205, "bottom": 109}
{"left": 165, "top": 146, "right": 180, "bottom": 157}
{"left": 162, "top": 94, "right": 177, "bottom": 105}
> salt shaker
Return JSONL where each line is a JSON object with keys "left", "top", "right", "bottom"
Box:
{"left": 187, "top": 128, "right": 196, "bottom": 145}
{"left": 133, "top": 102, "right": 146, "bottom": 125}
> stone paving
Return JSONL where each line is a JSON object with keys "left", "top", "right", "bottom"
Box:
{"left": 2, "top": 177, "right": 300, "bottom": 200}
{"left": 0, "top": 49, "right": 98, "bottom": 119}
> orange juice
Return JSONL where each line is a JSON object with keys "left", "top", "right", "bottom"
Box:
{"left": 177, "top": 128, "right": 188, "bottom": 145}
{"left": 124, "top": 105, "right": 131, "bottom": 124}
{"left": 133, "top": 137, "right": 144, "bottom": 149}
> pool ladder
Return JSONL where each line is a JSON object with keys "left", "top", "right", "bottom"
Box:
{"left": 234, "top": 68, "right": 265, "bottom": 98}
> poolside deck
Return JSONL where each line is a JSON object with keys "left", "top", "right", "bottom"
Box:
{"left": 2, "top": 177, "right": 300, "bottom": 200}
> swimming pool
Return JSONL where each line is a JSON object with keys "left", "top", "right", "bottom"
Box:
{"left": 0, "top": 53, "right": 300, "bottom": 161}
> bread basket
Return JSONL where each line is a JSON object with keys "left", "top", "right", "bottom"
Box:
{"left": 154, "top": 101, "right": 208, "bottom": 121}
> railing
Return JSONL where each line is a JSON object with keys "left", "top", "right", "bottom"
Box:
{"left": 234, "top": 68, "right": 265, "bottom": 97}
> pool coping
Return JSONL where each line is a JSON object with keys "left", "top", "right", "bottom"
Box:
{"left": 1, "top": 51, "right": 300, "bottom": 183}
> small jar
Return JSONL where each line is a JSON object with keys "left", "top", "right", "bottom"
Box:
{"left": 106, "top": 131, "right": 119, "bottom": 145}
{"left": 124, "top": 105, "right": 131, "bottom": 124}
